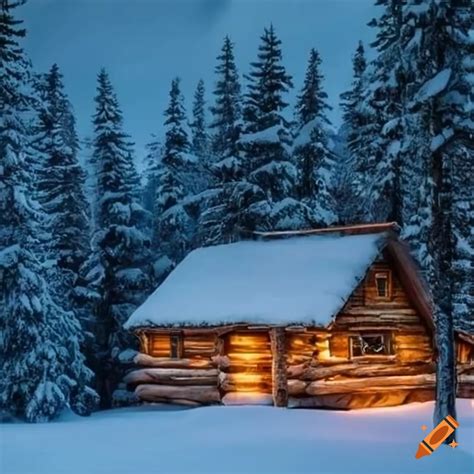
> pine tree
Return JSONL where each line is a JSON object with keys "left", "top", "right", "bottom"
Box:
{"left": 34, "top": 64, "right": 91, "bottom": 312}
{"left": 239, "top": 25, "right": 309, "bottom": 231}
{"left": 443, "top": 3, "right": 474, "bottom": 335}
{"left": 358, "top": 0, "right": 405, "bottom": 223}
{"left": 142, "top": 135, "right": 163, "bottom": 214}
{"left": 91, "top": 69, "right": 151, "bottom": 407}
{"left": 154, "top": 78, "right": 195, "bottom": 264}
{"left": 293, "top": 48, "right": 336, "bottom": 225}
{"left": 190, "top": 79, "right": 209, "bottom": 162}
{"left": 338, "top": 41, "right": 368, "bottom": 221}
{"left": 209, "top": 35, "right": 242, "bottom": 179}
{"left": 397, "top": 0, "right": 473, "bottom": 434}
{"left": 197, "top": 37, "right": 243, "bottom": 246}
{"left": 0, "top": 0, "right": 97, "bottom": 421}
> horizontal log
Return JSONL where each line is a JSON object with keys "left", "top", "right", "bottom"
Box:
{"left": 305, "top": 374, "right": 435, "bottom": 396}
{"left": 227, "top": 352, "right": 273, "bottom": 362}
{"left": 227, "top": 363, "right": 272, "bottom": 373}
{"left": 183, "top": 342, "right": 216, "bottom": 350}
{"left": 288, "top": 379, "right": 307, "bottom": 396}
{"left": 343, "top": 308, "right": 418, "bottom": 316}
{"left": 287, "top": 358, "right": 402, "bottom": 377}
{"left": 124, "top": 368, "right": 218, "bottom": 386}
{"left": 135, "top": 384, "right": 220, "bottom": 403}
{"left": 288, "top": 389, "right": 435, "bottom": 409}
{"left": 127, "top": 368, "right": 218, "bottom": 378}
{"left": 183, "top": 335, "right": 216, "bottom": 342}
{"left": 183, "top": 349, "right": 216, "bottom": 357}
{"left": 457, "top": 363, "right": 474, "bottom": 375}
{"left": 134, "top": 353, "right": 214, "bottom": 369}
{"left": 288, "top": 362, "right": 435, "bottom": 381}
{"left": 287, "top": 363, "right": 309, "bottom": 378}
{"left": 211, "top": 355, "right": 230, "bottom": 370}
{"left": 143, "top": 397, "right": 202, "bottom": 407}
{"left": 458, "top": 374, "right": 474, "bottom": 384}
{"left": 336, "top": 316, "right": 420, "bottom": 325}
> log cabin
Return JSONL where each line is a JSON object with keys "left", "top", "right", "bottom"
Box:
{"left": 124, "top": 222, "right": 474, "bottom": 409}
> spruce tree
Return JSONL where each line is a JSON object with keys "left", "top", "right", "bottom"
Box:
{"left": 209, "top": 35, "right": 242, "bottom": 179}
{"left": 198, "top": 36, "right": 243, "bottom": 246}
{"left": 338, "top": 41, "right": 369, "bottom": 221}
{"left": 359, "top": 0, "right": 405, "bottom": 223}
{"left": 190, "top": 79, "right": 209, "bottom": 162}
{"left": 293, "top": 48, "right": 336, "bottom": 225}
{"left": 0, "top": 0, "right": 97, "bottom": 421}
{"left": 239, "top": 25, "right": 308, "bottom": 231}
{"left": 154, "top": 78, "right": 195, "bottom": 264}
{"left": 34, "top": 64, "right": 91, "bottom": 312}
{"left": 91, "top": 69, "right": 151, "bottom": 407}
{"left": 142, "top": 135, "right": 163, "bottom": 218}
{"left": 397, "top": 0, "right": 473, "bottom": 433}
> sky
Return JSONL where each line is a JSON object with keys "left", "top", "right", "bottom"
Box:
{"left": 21, "top": 0, "right": 378, "bottom": 164}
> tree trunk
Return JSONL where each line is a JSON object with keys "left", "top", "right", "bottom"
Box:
{"left": 431, "top": 144, "right": 456, "bottom": 442}
{"left": 270, "top": 327, "right": 288, "bottom": 407}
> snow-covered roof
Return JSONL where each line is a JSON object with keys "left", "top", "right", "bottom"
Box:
{"left": 125, "top": 232, "right": 389, "bottom": 329}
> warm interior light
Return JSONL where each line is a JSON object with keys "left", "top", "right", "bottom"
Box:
{"left": 227, "top": 333, "right": 272, "bottom": 393}
{"left": 231, "top": 373, "right": 268, "bottom": 383}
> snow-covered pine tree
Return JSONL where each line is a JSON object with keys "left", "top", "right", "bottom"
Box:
{"left": 0, "top": 0, "right": 98, "bottom": 421}
{"left": 142, "top": 135, "right": 163, "bottom": 213}
{"left": 239, "top": 25, "right": 309, "bottom": 231}
{"left": 338, "top": 41, "right": 368, "bottom": 221}
{"left": 197, "top": 36, "right": 244, "bottom": 246}
{"left": 363, "top": 0, "right": 405, "bottom": 223}
{"left": 209, "top": 35, "right": 242, "bottom": 175}
{"left": 33, "top": 64, "right": 91, "bottom": 313}
{"left": 293, "top": 48, "right": 336, "bottom": 225}
{"left": 397, "top": 0, "right": 474, "bottom": 435}
{"left": 445, "top": 3, "right": 474, "bottom": 335}
{"left": 91, "top": 69, "right": 151, "bottom": 407}
{"left": 153, "top": 78, "right": 195, "bottom": 265}
{"left": 190, "top": 79, "right": 209, "bottom": 163}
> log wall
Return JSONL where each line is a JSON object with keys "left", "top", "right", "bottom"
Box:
{"left": 127, "top": 332, "right": 220, "bottom": 406}
{"left": 286, "top": 255, "right": 439, "bottom": 409}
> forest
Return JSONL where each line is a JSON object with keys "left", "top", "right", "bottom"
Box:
{"left": 0, "top": 0, "right": 472, "bottom": 423}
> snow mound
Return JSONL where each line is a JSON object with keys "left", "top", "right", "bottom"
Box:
{"left": 125, "top": 232, "right": 386, "bottom": 328}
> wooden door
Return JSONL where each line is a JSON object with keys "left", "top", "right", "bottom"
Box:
{"left": 224, "top": 331, "right": 272, "bottom": 393}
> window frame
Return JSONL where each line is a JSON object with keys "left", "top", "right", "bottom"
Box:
{"left": 374, "top": 270, "right": 392, "bottom": 300}
{"left": 169, "top": 333, "right": 183, "bottom": 359}
{"left": 349, "top": 332, "right": 394, "bottom": 359}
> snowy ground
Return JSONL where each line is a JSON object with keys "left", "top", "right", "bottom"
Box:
{"left": 1, "top": 400, "right": 473, "bottom": 474}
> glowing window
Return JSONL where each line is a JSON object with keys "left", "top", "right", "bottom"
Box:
{"left": 350, "top": 333, "right": 393, "bottom": 358}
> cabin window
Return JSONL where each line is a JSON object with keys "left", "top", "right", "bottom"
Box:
{"left": 374, "top": 271, "right": 391, "bottom": 299}
{"left": 170, "top": 334, "right": 182, "bottom": 359}
{"left": 350, "top": 333, "right": 393, "bottom": 358}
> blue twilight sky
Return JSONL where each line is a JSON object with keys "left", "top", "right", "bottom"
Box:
{"left": 21, "top": 0, "right": 378, "bottom": 163}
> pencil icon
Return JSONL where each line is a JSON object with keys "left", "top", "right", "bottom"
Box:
{"left": 415, "top": 415, "right": 459, "bottom": 459}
